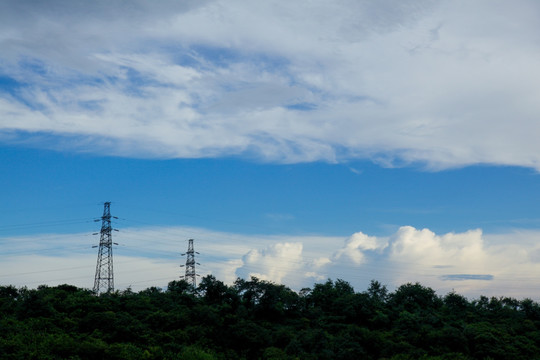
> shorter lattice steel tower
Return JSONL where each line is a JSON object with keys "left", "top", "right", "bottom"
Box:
{"left": 180, "top": 239, "right": 199, "bottom": 287}
{"left": 93, "top": 202, "right": 118, "bottom": 294}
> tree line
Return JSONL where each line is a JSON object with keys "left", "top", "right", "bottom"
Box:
{"left": 1, "top": 276, "right": 540, "bottom": 359}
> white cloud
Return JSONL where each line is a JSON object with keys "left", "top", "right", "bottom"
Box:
{"left": 333, "top": 231, "right": 387, "bottom": 264}
{"left": 1, "top": 1, "right": 540, "bottom": 168}
{"left": 311, "top": 257, "right": 331, "bottom": 269}
{"left": 385, "top": 227, "right": 492, "bottom": 294}
{"left": 236, "top": 242, "right": 304, "bottom": 285}
{"left": 3, "top": 224, "right": 540, "bottom": 299}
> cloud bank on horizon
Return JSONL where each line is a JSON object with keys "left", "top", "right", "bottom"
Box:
{"left": 2, "top": 0, "right": 540, "bottom": 168}
{"left": 2, "top": 225, "right": 540, "bottom": 298}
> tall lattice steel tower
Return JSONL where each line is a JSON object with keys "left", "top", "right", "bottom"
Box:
{"left": 180, "top": 239, "right": 199, "bottom": 287}
{"left": 93, "top": 202, "right": 117, "bottom": 294}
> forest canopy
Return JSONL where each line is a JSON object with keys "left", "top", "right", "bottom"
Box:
{"left": 1, "top": 276, "right": 540, "bottom": 360}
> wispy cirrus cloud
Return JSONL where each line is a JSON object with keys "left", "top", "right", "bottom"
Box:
{"left": 1, "top": 1, "right": 540, "bottom": 168}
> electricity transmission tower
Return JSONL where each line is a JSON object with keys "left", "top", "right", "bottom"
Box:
{"left": 180, "top": 239, "right": 200, "bottom": 287}
{"left": 93, "top": 202, "right": 118, "bottom": 294}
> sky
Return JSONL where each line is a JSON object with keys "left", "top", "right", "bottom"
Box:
{"left": 2, "top": 0, "right": 540, "bottom": 299}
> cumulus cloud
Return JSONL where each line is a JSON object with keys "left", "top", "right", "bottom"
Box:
{"left": 384, "top": 227, "right": 493, "bottom": 294}
{"left": 236, "top": 242, "right": 304, "bottom": 285}
{"left": 333, "top": 231, "right": 387, "bottom": 264}
{"left": 1, "top": 0, "right": 540, "bottom": 168}
{"left": 227, "top": 225, "right": 540, "bottom": 298}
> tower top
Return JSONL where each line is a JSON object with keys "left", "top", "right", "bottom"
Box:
{"left": 180, "top": 239, "right": 199, "bottom": 287}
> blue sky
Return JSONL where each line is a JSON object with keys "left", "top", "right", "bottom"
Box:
{"left": 2, "top": 147, "right": 540, "bottom": 237}
{"left": 2, "top": 0, "right": 540, "bottom": 298}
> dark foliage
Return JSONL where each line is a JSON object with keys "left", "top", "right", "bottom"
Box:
{"left": 1, "top": 277, "right": 540, "bottom": 359}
